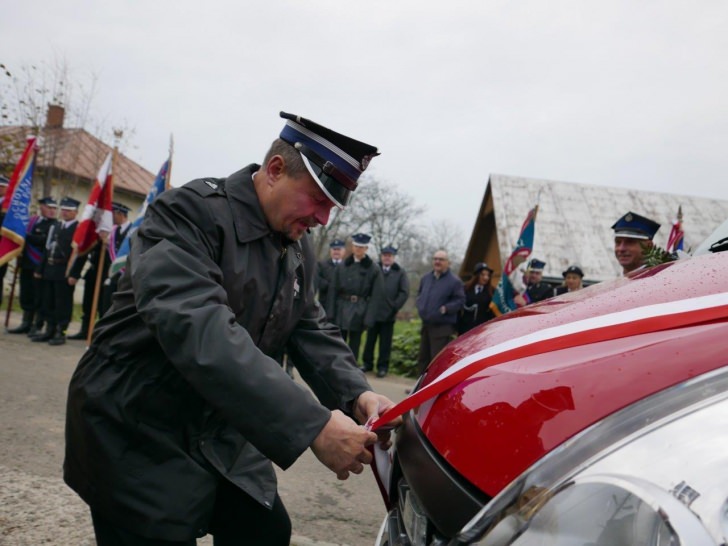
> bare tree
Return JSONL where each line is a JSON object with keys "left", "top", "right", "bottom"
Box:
{"left": 309, "top": 177, "right": 425, "bottom": 260}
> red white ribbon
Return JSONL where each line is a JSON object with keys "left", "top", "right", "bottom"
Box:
{"left": 370, "top": 292, "right": 728, "bottom": 431}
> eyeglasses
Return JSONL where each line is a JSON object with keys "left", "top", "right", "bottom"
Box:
{"left": 433, "top": 257, "right": 447, "bottom": 262}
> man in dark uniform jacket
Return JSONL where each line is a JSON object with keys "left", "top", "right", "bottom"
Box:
{"left": 31, "top": 197, "right": 81, "bottom": 345}
{"left": 316, "top": 238, "right": 345, "bottom": 321}
{"left": 64, "top": 112, "right": 399, "bottom": 546}
{"left": 68, "top": 202, "right": 132, "bottom": 340}
{"left": 327, "top": 233, "right": 384, "bottom": 364}
{"left": 524, "top": 258, "right": 552, "bottom": 303}
{"left": 7, "top": 196, "right": 59, "bottom": 334}
{"left": 362, "top": 245, "right": 409, "bottom": 377}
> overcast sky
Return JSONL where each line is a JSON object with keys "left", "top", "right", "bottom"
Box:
{"left": 3, "top": 0, "right": 727, "bottom": 239}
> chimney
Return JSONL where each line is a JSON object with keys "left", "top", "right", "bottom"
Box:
{"left": 46, "top": 104, "right": 65, "bottom": 129}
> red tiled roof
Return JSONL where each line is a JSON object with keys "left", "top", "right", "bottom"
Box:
{"left": 0, "top": 126, "right": 152, "bottom": 197}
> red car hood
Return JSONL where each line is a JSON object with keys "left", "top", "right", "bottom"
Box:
{"left": 414, "top": 252, "right": 728, "bottom": 497}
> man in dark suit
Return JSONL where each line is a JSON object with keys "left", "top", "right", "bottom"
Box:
{"left": 524, "top": 258, "right": 552, "bottom": 303}
{"left": 317, "top": 238, "right": 345, "bottom": 321}
{"left": 362, "top": 245, "right": 409, "bottom": 377}
{"left": 31, "top": 197, "right": 81, "bottom": 345}
{"left": 7, "top": 196, "right": 59, "bottom": 334}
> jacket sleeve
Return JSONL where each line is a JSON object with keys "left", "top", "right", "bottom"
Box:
{"left": 444, "top": 277, "right": 466, "bottom": 315}
{"left": 130, "top": 188, "right": 336, "bottom": 470}
{"left": 393, "top": 270, "right": 410, "bottom": 312}
{"left": 364, "top": 267, "right": 384, "bottom": 328}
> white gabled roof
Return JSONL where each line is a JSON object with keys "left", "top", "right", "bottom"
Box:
{"left": 488, "top": 174, "right": 728, "bottom": 282}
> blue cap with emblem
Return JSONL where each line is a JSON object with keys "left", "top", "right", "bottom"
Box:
{"left": 329, "top": 239, "right": 346, "bottom": 249}
{"left": 279, "top": 112, "right": 379, "bottom": 210}
{"left": 112, "top": 201, "right": 130, "bottom": 215}
{"left": 60, "top": 197, "right": 80, "bottom": 210}
{"left": 562, "top": 265, "right": 584, "bottom": 278}
{"left": 612, "top": 211, "right": 660, "bottom": 241}
{"left": 528, "top": 258, "right": 546, "bottom": 271}
{"left": 38, "top": 196, "right": 57, "bottom": 207}
{"left": 381, "top": 245, "right": 397, "bottom": 255}
{"left": 351, "top": 233, "right": 371, "bottom": 247}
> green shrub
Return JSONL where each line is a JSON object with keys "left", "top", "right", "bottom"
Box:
{"left": 389, "top": 319, "right": 421, "bottom": 377}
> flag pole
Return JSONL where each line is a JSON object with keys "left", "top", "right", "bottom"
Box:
{"left": 86, "top": 137, "right": 119, "bottom": 346}
{"left": 3, "top": 258, "right": 20, "bottom": 329}
{"left": 166, "top": 134, "right": 174, "bottom": 190}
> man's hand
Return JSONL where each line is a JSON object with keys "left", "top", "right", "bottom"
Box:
{"left": 311, "top": 410, "right": 377, "bottom": 480}
{"left": 353, "top": 391, "right": 403, "bottom": 449}
{"left": 68, "top": 277, "right": 78, "bottom": 286}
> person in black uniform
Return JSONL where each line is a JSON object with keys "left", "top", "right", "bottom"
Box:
{"left": 362, "top": 245, "right": 409, "bottom": 377}
{"left": 327, "top": 233, "right": 383, "bottom": 364}
{"left": 31, "top": 197, "right": 81, "bottom": 345}
{"left": 458, "top": 262, "right": 495, "bottom": 334}
{"left": 554, "top": 265, "right": 584, "bottom": 296}
{"left": 524, "top": 258, "right": 552, "bottom": 304}
{"left": 7, "top": 196, "right": 59, "bottom": 334}
{"left": 101, "top": 201, "right": 132, "bottom": 313}
{"left": 68, "top": 202, "right": 132, "bottom": 340}
{"left": 64, "top": 111, "right": 399, "bottom": 546}
{"left": 316, "top": 238, "right": 345, "bottom": 320}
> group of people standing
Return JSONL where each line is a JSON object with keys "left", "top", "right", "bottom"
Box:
{"left": 4, "top": 195, "right": 131, "bottom": 345}
{"left": 317, "top": 234, "right": 409, "bottom": 377}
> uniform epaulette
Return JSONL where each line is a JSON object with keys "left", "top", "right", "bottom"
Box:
{"left": 185, "top": 177, "right": 225, "bottom": 197}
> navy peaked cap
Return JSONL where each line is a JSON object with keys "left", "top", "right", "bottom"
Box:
{"left": 112, "top": 201, "right": 130, "bottom": 214}
{"left": 474, "top": 262, "right": 494, "bottom": 275}
{"left": 611, "top": 211, "right": 660, "bottom": 240}
{"left": 60, "top": 197, "right": 80, "bottom": 210}
{"left": 351, "top": 233, "right": 371, "bottom": 246}
{"left": 562, "top": 265, "right": 584, "bottom": 278}
{"left": 528, "top": 258, "right": 546, "bottom": 271}
{"left": 329, "top": 239, "right": 346, "bottom": 248}
{"left": 279, "top": 112, "right": 379, "bottom": 209}
{"left": 381, "top": 245, "right": 398, "bottom": 255}
{"left": 38, "top": 196, "right": 57, "bottom": 206}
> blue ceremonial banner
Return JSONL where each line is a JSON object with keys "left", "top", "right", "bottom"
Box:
{"left": 490, "top": 205, "right": 538, "bottom": 316}
{"left": 0, "top": 138, "right": 37, "bottom": 266}
{"left": 109, "top": 156, "right": 171, "bottom": 276}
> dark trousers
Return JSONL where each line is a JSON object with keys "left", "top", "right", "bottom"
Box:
{"left": 37, "top": 278, "right": 56, "bottom": 328}
{"left": 91, "top": 483, "right": 291, "bottom": 546}
{"left": 50, "top": 278, "right": 75, "bottom": 331}
{"left": 362, "top": 320, "right": 395, "bottom": 372}
{"left": 0, "top": 263, "right": 6, "bottom": 306}
{"left": 417, "top": 323, "right": 457, "bottom": 375}
{"left": 16, "top": 268, "right": 37, "bottom": 311}
{"left": 341, "top": 329, "right": 364, "bottom": 362}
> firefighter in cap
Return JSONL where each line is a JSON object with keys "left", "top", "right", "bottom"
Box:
{"left": 612, "top": 211, "right": 661, "bottom": 275}
{"left": 64, "top": 111, "right": 399, "bottom": 545}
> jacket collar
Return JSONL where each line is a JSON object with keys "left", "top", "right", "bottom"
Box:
{"left": 224, "top": 164, "right": 274, "bottom": 244}
{"left": 224, "top": 164, "right": 302, "bottom": 252}
{"left": 345, "top": 254, "right": 373, "bottom": 268}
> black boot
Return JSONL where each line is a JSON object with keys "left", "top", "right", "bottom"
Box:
{"left": 7, "top": 311, "right": 33, "bottom": 334}
{"left": 48, "top": 325, "right": 67, "bottom": 346}
{"left": 30, "top": 324, "right": 54, "bottom": 342}
{"left": 27, "top": 321, "right": 43, "bottom": 337}
{"left": 67, "top": 320, "right": 89, "bottom": 340}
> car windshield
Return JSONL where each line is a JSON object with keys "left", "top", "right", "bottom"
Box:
{"left": 694, "top": 218, "right": 728, "bottom": 255}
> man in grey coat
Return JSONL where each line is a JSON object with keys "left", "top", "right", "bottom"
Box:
{"left": 362, "top": 245, "right": 409, "bottom": 377}
{"left": 64, "top": 112, "right": 398, "bottom": 546}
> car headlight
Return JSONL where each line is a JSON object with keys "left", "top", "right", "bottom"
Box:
{"left": 400, "top": 482, "right": 428, "bottom": 545}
